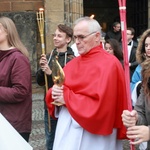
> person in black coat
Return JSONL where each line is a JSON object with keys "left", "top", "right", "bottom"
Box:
{"left": 36, "top": 24, "right": 75, "bottom": 150}
{"left": 127, "top": 27, "right": 138, "bottom": 81}
{"left": 105, "top": 22, "right": 122, "bottom": 42}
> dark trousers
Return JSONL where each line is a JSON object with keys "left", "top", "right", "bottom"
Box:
{"left": 44, "top": 109, "right": 57, "bottom": 150}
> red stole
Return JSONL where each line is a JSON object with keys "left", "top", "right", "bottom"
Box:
{"left": 46, "top": 46, "right": 128, "bottom": 139}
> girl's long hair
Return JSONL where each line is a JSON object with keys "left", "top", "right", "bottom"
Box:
{"left": 104, "top": 39, "right": 123, "bottom": 61}
{"left": 0, "top": 16, "right": 29, "bottom": 58}
{"left": 136, "top": 29, "right": 150, "bottom": 64}
{"left": 141, "top": 58, "right": 150, "bottom": 98}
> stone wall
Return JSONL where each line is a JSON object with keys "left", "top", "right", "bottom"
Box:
{"left": 0, "top": 0, "right": 43, "bottom": 12}
{"left": 0, "top": 0, "right": 44, "bottom": 76}
{"left": 0, "top": 12, "right": 39, "bottom": 76}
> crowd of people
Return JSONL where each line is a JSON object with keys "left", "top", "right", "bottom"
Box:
{"left": 1, "top": 15, "right": 150, "bottom": 150}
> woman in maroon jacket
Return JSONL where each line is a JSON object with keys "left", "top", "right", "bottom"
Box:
{"left": 0, "top": 16, "right": 32, "bottom": 142}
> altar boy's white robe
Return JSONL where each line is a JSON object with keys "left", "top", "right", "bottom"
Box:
{"left": 53, "top": 106, "right": 123, "bottom": 150}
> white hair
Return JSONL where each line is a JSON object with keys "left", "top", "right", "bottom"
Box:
{"left": 74, "top": 16, "right": 102, "bottom": 35}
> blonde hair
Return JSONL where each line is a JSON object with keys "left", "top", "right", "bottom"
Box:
{"left": 0, "top": 16, "right": 29, "bottom": 58}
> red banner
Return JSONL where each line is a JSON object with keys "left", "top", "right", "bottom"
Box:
{"left": 118, "top": 0, "right": 135, "bottom": 149}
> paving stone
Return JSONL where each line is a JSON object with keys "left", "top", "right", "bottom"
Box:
{"left": 29, "top": 94, "right": 46, "bottom": 150}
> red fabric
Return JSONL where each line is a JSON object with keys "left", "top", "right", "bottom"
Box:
{"left": 46, "top": 46, "right": 128, "bottom": 139}
{"left": 46, "top": 88, "right": 55, "bottom": 118}
{"left": 119, "top": 0, "right": 132, "bottom": 111}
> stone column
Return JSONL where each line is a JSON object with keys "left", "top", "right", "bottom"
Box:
{"left": 44, "top": 0, "right": 83, "bottom": 53}
{"left": 64, "top": 0, "right": 83, "bottom": 27}
{"left": 44, "top": 0, "right": 64, "bottom": 53}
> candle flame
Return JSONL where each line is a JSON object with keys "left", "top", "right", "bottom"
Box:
{"left": 90, "top": 14, "right": 95, "bottom": 19}
{"left": 39, "top": 8, "right": 44, "bottom": 12}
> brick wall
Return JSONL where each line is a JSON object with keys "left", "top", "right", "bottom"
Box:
{"left": 0, "top": 0, "right": 44, "bottom": 12}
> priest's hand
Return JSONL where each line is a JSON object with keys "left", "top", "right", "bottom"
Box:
{"left": 127, "top": 125, "right": 150, "bottom": 145}
{"left": 52, "top": 85, "right": 65, "bottom": 104}
{"left": 121, "top": 110, "right": 138, "bottom": 127}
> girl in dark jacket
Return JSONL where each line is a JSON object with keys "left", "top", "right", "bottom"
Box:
{"left": 0, "top": 16, "right": 32, "bottom": 142}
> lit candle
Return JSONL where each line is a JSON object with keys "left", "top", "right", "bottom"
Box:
{"left": 39, "top": 8, "right": 44, "bottom": 21}
{"left": 36, "top": 8, "right": 45, "bottom": 52}
{"left": 90, "top": 14, "right": 95, "bottom": 19}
